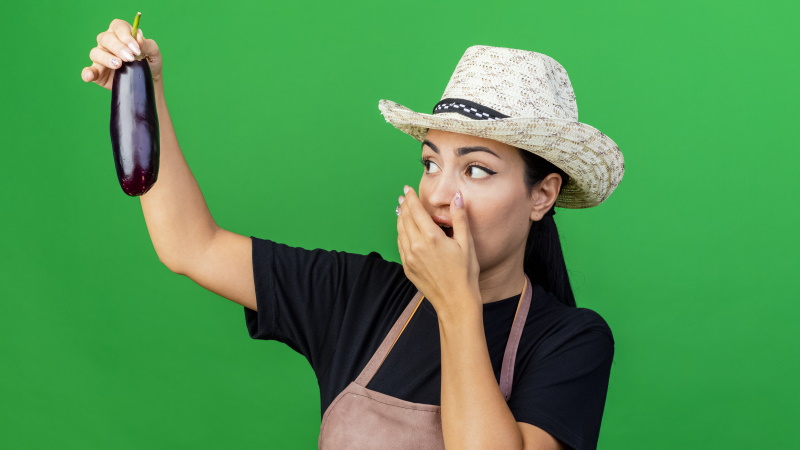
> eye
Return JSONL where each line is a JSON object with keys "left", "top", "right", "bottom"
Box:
{"left": 420, "top": 158, "right": 442, "bottom": 174}
{"left": 467, "top": 164, "right": 496, "bottom": 179}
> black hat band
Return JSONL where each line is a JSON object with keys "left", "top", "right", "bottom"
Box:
{"left": 432, "top": 98, "right": 509, "bottom": 121}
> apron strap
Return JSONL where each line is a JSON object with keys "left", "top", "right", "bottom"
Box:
{"left": 355, "top": 290, "right": 424, "bottom": 387}
{"left": 355, "top": 274, "right": 533, "bottom": 400}
{"left": 499, "top": 275, "right": 534, "bottom": 401}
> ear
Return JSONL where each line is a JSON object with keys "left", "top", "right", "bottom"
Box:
{"left": 529, "top": 173, "right": 563, "bottom": 221}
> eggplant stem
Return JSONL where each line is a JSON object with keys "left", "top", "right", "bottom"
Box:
{"left": 131, "top": 12, "right": 141, "bottom": 38}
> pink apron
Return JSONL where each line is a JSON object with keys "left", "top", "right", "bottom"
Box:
{"left": 318, "top": 275, "right": 533, "bottom": 449}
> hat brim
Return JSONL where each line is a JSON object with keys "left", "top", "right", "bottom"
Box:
{"left": 379, "top": 99, "right": 624, "bottom": 209}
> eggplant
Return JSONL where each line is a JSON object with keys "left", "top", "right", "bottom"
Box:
{"left": 110, "top": 12, "right": 159, "bottom": 196}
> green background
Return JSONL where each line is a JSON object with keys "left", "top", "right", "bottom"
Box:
{"left": 2, "top": 0, "right": 797, "bottom": 448}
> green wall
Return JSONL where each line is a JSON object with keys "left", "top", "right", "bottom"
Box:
{"left": 2, "top": 0, "right": 797, "bottom": 448}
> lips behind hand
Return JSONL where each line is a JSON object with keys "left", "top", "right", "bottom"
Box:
{"left": 432, "top": 216, "right": 454, "bottom": 238}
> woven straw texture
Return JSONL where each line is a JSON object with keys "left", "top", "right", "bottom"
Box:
{"left": 379, "top": 45, "right": 624, "bottom": 209}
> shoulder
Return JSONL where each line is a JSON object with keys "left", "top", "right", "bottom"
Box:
{"left": 527, "top": 285, "right": 615, "bottom": 359}
{"left": 571, "top": 307, "right": 614, "bottom": 343}
{"left": 534, "top": 284, "right": 613, "bottom": 334}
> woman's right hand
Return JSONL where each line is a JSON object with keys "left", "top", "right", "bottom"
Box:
{"left": 81, "top": 18, "right": 162, "bottom": 90}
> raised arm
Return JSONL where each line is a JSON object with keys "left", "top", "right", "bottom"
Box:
{"left": 82, "top": 18, "right": 256, "bottom": 311}
{"left": 142, "top": 81, "right": 256, "bottom": 310}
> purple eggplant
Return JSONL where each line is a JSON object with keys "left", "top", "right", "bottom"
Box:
{"left": 110, "top": 13, "right": 159, "bottom": 196}
{"left": 110, "top": 59, "right": 159, "bottom": 196}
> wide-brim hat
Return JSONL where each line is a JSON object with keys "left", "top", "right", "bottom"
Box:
{"left": 378, "top": 45, "right": 624, "bottom": 209}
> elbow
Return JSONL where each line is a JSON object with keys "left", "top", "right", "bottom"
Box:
{"left": 157, "top": 252, "right": 185, "bottom": 275}
{"left": 153, "top": 225, "right": 221, "bottom": 276}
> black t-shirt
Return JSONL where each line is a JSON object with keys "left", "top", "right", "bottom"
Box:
{"left": 244, "top": 236, "right": 614, "bottom": 450}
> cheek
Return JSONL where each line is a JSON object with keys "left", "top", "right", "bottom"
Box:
{"left": 465, "top": 190, "right": 530, "bottom": 245}
{"left": 464, "top": 195, "right": 506, "bottom": 236}
{"left": 464, "top": 186, "right": 512, "bottom": 217}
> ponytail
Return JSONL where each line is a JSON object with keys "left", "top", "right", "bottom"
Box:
{"left": 518, "top": 149, "right": 576, "bottom": 307}
{"left": 524, "top": 214, "right": 575, "bottom": 307}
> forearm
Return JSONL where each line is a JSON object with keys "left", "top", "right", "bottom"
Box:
{"left": 139, "top": 79, "right": 218, "bottom": 273}
{"left": 439, "top": 295, "right": 523, "bottom": 450}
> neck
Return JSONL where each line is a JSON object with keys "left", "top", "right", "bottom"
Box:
{"left": 477, "top": 255, "right": 527, "bottom": 304}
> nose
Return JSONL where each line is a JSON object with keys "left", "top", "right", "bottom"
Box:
{"left": 424, "top": 172, "right": 459, "bottom": 208}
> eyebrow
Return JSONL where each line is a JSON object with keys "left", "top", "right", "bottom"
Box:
{"left": 422, "top": 140, "right": 502, "bottom": 159}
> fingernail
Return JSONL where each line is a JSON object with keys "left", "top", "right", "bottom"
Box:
{"left": 403, "top": 185, "right": 409, "bottom": 194}
{"left": 398, "top": 196, "right": 405, "bottom": 205}
{"left": 82, "top": 70, "right": 91, "bottom": 81}
{"left": 121, "top": 49, "right": 135, "bottom": 61}
{"left": 110, "top": 58, "right": 121, "bottom": 67}
{"left": 455, "top": 191, "right": 464, "bottom": 208}
{"left": 128, "top": 42, "right": 141, "bottom": 56}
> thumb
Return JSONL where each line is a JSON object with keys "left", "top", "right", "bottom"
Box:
{"left": 450, "top": 190, "right": 471, "bottom": 246}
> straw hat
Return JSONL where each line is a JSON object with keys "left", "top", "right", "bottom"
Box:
{"left": 378, "top": 45, "right": 624, "bottom": 209}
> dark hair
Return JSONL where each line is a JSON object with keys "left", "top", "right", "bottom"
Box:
{"left": 518, "top": 149, "right": 576, "bottom": 307}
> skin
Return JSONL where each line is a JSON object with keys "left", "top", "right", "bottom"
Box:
{"left": 396, "top": 129, "right": 566, "bottom": 449}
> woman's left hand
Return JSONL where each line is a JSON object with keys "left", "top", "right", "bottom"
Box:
{"left": 396, "top": 186, "right": 482, "bottom": 318}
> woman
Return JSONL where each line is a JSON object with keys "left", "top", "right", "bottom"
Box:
{"left": 82, "top": 19, "right": 623, "bottom": 450}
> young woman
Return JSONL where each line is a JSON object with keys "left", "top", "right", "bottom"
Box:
{"left": 82, "top": 19, "right": 624, "bottom": 450}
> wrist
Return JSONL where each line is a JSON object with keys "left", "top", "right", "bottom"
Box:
{"left": 436, "top": 289, "right": 482, "bottom": 326}
{"left": 154, "top": 80, "right": 168, "bottom": 108}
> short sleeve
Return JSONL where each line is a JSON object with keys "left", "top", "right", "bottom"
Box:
{"left": 507, "top": 313, "right": 615, "bottom": 450}
{"left": 243, "top": 236, "right": 373, "bottom": 375}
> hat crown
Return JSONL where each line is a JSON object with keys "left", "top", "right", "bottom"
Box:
{"left": 439, "top": 46, "right": 579, "bottom": 122}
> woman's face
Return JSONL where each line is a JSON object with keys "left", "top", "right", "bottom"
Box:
{"left": 418, "top": 129, "right": 556, "bottom": 274}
